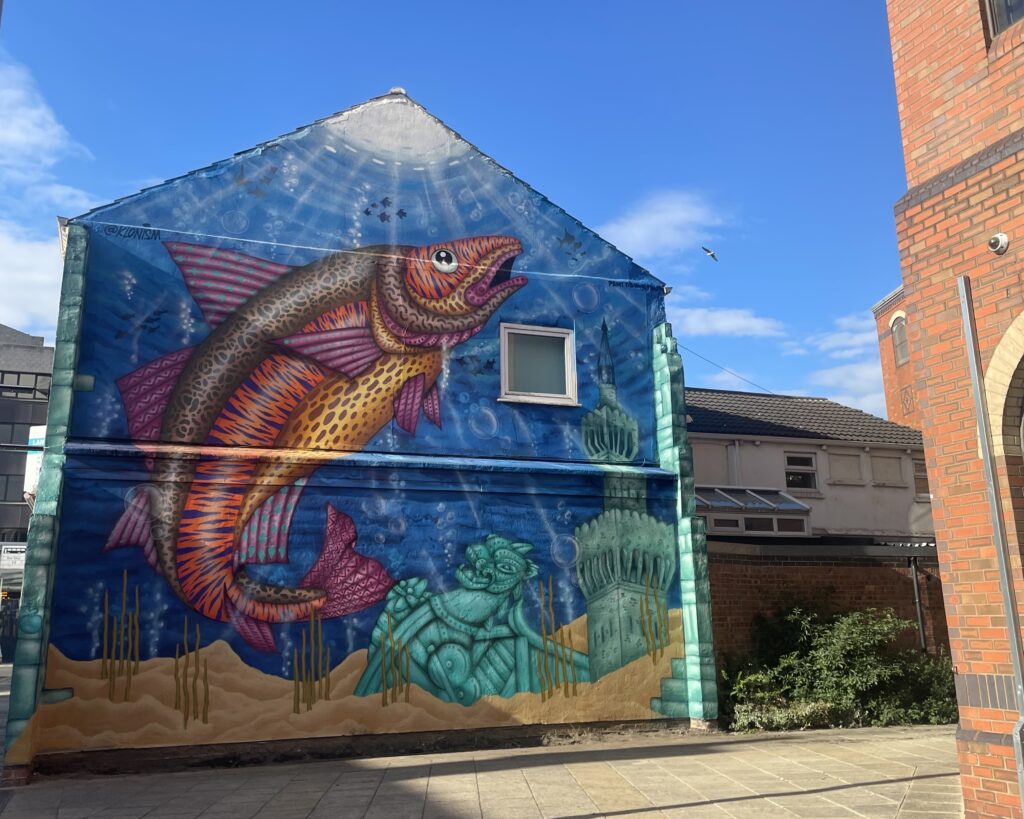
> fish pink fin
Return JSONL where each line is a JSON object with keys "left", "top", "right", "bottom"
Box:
{"left": 300, "top": 506, "right": 395, "bottom": 618}
{"left": 226, "top": 595, "right": 277, "bottom": 652}
{"left": 237, "top": 479, "right": 305, "bottom": 565}
{"left": 394, "top": 374, "right": 425, "bottom": 435}
{"left": 164, "top": 242, "right": 295, "bottom": 328}
{"left": 275, "top": 327, "right": 383, "bottom": 377}
{"left": 117, "top": 347, "right": 195, "bottom": 445}
{"left": 104, "top": 488, "right": 159, "bottom": 570}
{"left": 423, "top": 384, "right": 441, "bottom": 428}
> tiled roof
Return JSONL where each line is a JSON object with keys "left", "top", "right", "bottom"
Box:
{"left": 683, "top": 388, "right": 923, "bottom": 448}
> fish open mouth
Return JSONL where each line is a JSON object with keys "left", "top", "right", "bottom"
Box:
{"left": 467, "top": 243, "right": 527, "bottom": 307}
{"left": 490, "top": 254, "right": 517, "bottom": 287}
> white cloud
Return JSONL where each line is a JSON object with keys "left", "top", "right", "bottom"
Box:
{"left": 667, "top": 303, "right": 786, "bottom": 337}
{"left": 808, "top": 359, "right": 886, "bottom": 417}
{"left": 23, "top": 182, "right": 99, "bottom": 213}
{"left": 806, "top": 312, "right": 878, "bottom": 360}
{"left": 0, "top": 53, "right": 93, "bottom": 338}
{"left": 597, "top": 191, "right": 723, "bottom": 260}
{"left": 0, "top": 51, "right": 93, "bottom": 220}
{"left": 0, "top": 57, "right": 88, "bottom": 174}
{"left": 0, "top": 221, "right": 63, "bottom": 339}
{"left": 702, "top": 369, "right": 759, "bottom": 391}
{"left": 667, "top": 283, "right": 712, "bottom": 302}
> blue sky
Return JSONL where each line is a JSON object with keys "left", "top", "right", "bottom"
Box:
{"left": 0, "top": 2, "right": 905, "bottom": 416}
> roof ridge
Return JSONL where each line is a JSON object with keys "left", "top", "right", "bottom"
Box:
{"left": 684, "top": 386, "right": 924, "bottom": 444}
{"left": 685, "top": 386, "right": 830, "bottom": 401}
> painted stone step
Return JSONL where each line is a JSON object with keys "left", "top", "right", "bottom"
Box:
{"left": 651, "top": 697, "right": 690, "bottom": 719}
{"left": 660, "top": 677, "right": 688, "bottom": 701}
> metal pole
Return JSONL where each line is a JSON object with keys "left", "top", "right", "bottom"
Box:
{"left": 958, "top": 274, "right": 1024, "bottom": 807}
{"left": 909, "top": 556, "right": 927, "bottom": 651}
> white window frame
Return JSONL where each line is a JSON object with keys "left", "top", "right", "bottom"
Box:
{"left": 499, "top": 323, "right": 579, "bottom": 407}
{"left": 784, "top": 452, "right": 818, "bottom": 491}
{"left": 705, "top": 514, "right": 809, "bottom": 537}
{"left": 912, "top": 458, "right": 931, "bottom": 501}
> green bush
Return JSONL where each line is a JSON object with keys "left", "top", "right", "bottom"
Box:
{"left": 722, "top": 607, "right": 957, "bottom": 731}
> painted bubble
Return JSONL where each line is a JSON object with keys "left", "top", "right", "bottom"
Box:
{"left": 551, "top": 535, "right": 581, "bottom": 569}
{"left": 469, "top": 406, "right": 498, "bottom": 439}
{"left": 573, "top": 283, "right": 599, "bottom": 313}
{"left": 361, "top": 497, "right": 387, "bottom": 518}
{"left": 221, "top": 210, "right": 249, "bottom": 234}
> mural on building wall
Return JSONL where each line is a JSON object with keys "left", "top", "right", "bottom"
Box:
{"left": 106, "top": 234, "right": 527, "bottom": 653}
{"left": 8, "top": 94, "right": 705, "bottom": 761}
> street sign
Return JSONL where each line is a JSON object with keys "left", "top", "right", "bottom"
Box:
{"left": 0, "top": 545, "right": 26, "bottom": 571}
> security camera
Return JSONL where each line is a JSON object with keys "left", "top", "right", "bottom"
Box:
{"left": 989, "top": 232, "right": 1010, "bottom": 254}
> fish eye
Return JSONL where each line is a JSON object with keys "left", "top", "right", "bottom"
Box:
{"left": 431, "top": 248, "right": 459, "bottom": 274}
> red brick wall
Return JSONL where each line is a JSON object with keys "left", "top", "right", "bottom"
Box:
{"left": 874, "top": 291, "right": 923, "bottom": 427}
{"left": 709, "top": 553, "right": 948, "bottom": 659}
{"left": 894, "top": 154, "right": 1024, "bottom": 816}
{"left": 887, "top": 0, "right": 1024, "bottom": 811}
{"left": 887, "top": 0, "right": 1024, "bottom": 187}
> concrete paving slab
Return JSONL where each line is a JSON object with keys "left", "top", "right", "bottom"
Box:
{"left": 0, "top": 725, "right": 963, "bottom": 818}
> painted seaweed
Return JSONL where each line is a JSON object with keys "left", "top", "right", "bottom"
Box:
{"left": 99, "top": 569, "right": 142, "bottom": 703}
{"left": 292, "top": 607, "right": 331, "bottom": 713}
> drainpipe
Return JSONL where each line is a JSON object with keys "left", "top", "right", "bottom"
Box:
{"left": 958, "top": 275, "right": 1024, "bottom": 810}
{"left": 908, "top": 556, "right": 927, "bottom": 651}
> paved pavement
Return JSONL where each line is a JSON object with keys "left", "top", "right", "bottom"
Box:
{"left": 0, "top": 724, "right": 962, "bottom": 818}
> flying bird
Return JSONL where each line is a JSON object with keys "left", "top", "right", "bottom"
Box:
{"left": 701, "top": 246, "right": 718, "bottom": 262}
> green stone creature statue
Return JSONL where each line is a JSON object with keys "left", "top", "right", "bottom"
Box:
{"left": 354, "top": 535, "right": 590, "bottom": 704}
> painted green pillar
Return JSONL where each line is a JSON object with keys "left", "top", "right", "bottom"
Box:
{"left": 652, "top": 322, "right": 717, "bottom": 722}
{"left": 4, "top": 224, "right": 88, "bottom": 774}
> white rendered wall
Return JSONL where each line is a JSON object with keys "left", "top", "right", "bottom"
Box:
{"left": 689, "top": 436, "right": 933, "bottom": 538}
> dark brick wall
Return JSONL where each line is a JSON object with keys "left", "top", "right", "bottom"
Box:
{"left": 708, "top": 551, "right": 948, "bottom": 659}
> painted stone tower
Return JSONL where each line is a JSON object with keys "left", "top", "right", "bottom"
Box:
{"left": 576, "top": 322, "right": 675, "bottom": 680}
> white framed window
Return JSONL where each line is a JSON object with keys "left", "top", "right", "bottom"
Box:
{"left": 499, "top": 323, "right": 578, "bottom": 407}
{"left": 785, "top": 453, "right": 817, "bottom": 490}
{"left": 704, "top": 514, "right": 808, "bottom": 537}
{"left": 913, "top": 458, "right": 930, "bottom": 499}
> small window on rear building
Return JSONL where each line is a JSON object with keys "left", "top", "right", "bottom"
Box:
{"left": 499, "top": 324, "right": 578, "bottom": 406}
{"left": 913, "top": 458, "right": 930, "bottom": 498}
{"left": 785, "top": 453, "right": 818, "bottom": 490}
{"left": 891, "top": 316, "right": 909, "bottom": 367}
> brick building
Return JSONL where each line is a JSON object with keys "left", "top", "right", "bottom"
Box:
{"left": 882, "top": 1, "right": 1024, "bottom": 814}
{"left": 873, "top": 287, "right": 922, "bottom": 428}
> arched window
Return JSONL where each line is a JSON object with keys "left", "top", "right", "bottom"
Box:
{"left": 891, "top": 316, "right": 909, "bottom": 367}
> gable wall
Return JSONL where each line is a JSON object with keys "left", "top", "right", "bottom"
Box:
{"left": 4, "top": 98, "right": 717, "bottom": 772}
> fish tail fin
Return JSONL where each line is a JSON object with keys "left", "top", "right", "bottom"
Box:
{"left": 223, "top": 570, "right": 324, "bottom": 653}
{"left": 225, "top": 594, "right": 278, "bottom": 653}
{"left": 104, "top": 486, "right": 159, "bottom": 571}
{"left": 300, "top": 505, "right": 395, "bottom": 617}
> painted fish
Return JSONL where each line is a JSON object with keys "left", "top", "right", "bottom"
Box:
{"left": 106, "top": 235, "right": 526, "bottom": 651}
